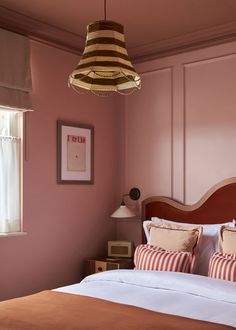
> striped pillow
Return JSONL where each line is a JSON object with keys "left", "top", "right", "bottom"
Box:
{"left": 208, "top": 252, "right": 236, "bottom": 282}
{"left": 134, "top": 244, "right": 194, "bottom": 273}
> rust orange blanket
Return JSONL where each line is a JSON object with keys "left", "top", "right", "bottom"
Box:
{"left": 0, "top": 291, "right": 233, "bottom": 330}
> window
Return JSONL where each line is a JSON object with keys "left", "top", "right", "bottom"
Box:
{"left": 0, "top": 28, "right": 32, "bottom": 235}
{"left": 0, "top": 108, "right": 23, "bottom": 233}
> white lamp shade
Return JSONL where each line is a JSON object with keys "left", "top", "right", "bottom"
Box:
{"left": 111, "top": 205, "right": 136, "bottom": 218}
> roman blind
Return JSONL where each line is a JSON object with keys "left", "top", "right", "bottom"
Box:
{"left": 0, "top": 28, "right": 32, "bottom": 111}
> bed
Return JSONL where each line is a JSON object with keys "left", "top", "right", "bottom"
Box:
{"left": 0, "top": 178, "right": 236, "bottom": 329}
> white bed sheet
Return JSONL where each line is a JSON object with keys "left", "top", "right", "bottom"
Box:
{"left": 56, "top": 270, "right": 236, "bottom": 327}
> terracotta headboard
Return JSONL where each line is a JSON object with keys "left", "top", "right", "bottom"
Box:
{"left": 141, "top": 178, "right": 236, "bottom": 243}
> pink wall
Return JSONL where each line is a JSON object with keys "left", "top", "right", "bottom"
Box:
{"left": 2, "top": 36, "right": 236, "bottom": 301}
{"left": 0, "top": 41, "right": 124, "bottom": 301}
{"left": 116, "top": 40, "right": 236, "bottom": 245}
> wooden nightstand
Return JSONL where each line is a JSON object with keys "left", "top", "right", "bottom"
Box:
{"left": 85, "top": 257, "right": 134, "bottom": 276}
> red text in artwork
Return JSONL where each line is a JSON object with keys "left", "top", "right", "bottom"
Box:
{"left": 67, "top": 135, "right": 86, "bottom": 143}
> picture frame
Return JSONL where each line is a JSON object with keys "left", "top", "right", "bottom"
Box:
{"left": 57, "top": 120, "right": 94, "bottom": 184}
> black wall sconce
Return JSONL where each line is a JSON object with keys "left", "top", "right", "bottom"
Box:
{"left": 111, "top": 187, "right": 141, "bottom": 218}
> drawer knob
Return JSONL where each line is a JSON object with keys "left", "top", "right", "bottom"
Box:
{"left": 98, "top": 267, "right": 103, "bottom": 272}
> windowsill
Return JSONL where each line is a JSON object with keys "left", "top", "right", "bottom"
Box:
{"left": 0, "top": 231, "right": 27, "bottom": 237}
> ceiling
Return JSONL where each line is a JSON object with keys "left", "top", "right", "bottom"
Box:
{"left": 0, "top": 0, "right": 236, "bottom": 62}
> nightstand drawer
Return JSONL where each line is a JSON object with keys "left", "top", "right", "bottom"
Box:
{"left": 95, "top": 261, "right": 107, "bottom": 273}
{"left": 85, "top": 258, "right": 133, "bottom": 276}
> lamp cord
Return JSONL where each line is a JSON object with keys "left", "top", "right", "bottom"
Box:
{"left": 104, "top": 0, "right": 107, "bottom": 21}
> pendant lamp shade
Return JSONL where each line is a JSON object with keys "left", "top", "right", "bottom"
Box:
{"left": 69, "top": 20, "right": 141, "bottom": 94}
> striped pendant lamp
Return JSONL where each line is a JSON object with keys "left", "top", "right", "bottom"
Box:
{"left": 69, "top": 19, "right": 141, "bottom": 95}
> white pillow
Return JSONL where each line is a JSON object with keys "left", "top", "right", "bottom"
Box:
{"left": 143, "top": 217, "right": 235, "bottom": 276}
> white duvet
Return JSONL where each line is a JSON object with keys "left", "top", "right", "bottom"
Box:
{"left": 56, "top": 270, "right": 236, "bottom": 327}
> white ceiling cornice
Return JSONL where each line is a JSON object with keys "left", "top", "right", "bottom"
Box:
{"left": 0, "top": 6, "right": 236, "bottom": 63}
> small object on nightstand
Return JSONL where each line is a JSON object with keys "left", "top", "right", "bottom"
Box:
{"left": 85, "top": 257, "right": 134, "bottom": 276}
{"left": 108, "top": 240, "right": 134, "bottom": 258}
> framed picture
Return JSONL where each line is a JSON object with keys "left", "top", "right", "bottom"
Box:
{"left": 57, "top": 120, "right": 94, "bottom": 184}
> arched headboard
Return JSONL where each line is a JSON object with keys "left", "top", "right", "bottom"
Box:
{"left": 141, "top": 178, "right": 236, "bottom": 243}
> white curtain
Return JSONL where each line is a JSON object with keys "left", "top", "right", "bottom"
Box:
{"left": 0, "top": 111, "right": 21, "bottom": 233}
{"left": 0, "top": 137, "right": 20, "bottom": 232}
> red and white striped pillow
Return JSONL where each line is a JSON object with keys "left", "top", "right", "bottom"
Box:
{"left": 134, "top": 244, "right": 194, "bottom": 273}
{"left": 208, "top": 252, "right": 236, "bottom": 282}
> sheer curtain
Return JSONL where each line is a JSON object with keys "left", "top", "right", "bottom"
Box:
{"left": 0, "top": 111, "right": 21, "bottom": 233}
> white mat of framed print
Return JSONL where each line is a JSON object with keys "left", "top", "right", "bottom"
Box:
{"left": 57, "top": 121, "right": 94, "bottom": 184}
